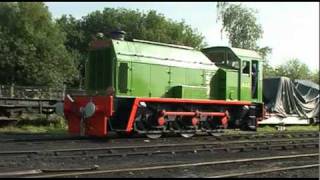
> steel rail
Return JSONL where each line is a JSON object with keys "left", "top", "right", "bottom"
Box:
{"left": 207, "top": 164, "right": 320, "bottom": 178}
{"left": 21, "top": 153, "right": 319, "bottom": 178}
{"left": 0, "top": 131, "right": 317, "bottom": 143}
{"left": 0, "top": 137, "right": 317, "bottom": 157}
{"left": 0, "top": 140, "right": 317, "bottom": 166}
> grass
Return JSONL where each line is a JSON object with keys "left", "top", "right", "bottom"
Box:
{"left": 0, "top": 113, "right": 67, "bottom": 135}
{"left": 0, "top": 125, "right": 67, "bottom": 134}
{"left": 257, "top": 124, "right": 319, "bottom": 133}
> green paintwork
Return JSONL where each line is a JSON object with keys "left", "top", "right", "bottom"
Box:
{"left": 202, "top": 46, "right": 263, "bottom": 103}
{"left": 111, "top": 39, "right": 217, "bottom": 99}
{"left": 240, "top": 61, "right": 252, "bottom": 101}
{"left": 150, "top": 65, "right": 170, "bottom": 97}
{"left": 210, "top": 68, "right": 239, "bottom": 100}
{"left": 169, "top": 85, "right": 208, "bottom": 99}
{"left": 131, "top": 63, "right": 150, "bottom": 97}
{"left": 86, "top": 48, "right": 115, "bottom": 93}
{"left": 85, "top": 38, "right": 263, "bottom": 103}
{"left": 226, "top": 70, "right": 239, "bottom": 100}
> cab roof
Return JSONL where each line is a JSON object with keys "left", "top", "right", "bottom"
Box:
{"left": 201, "top": 46, "right": 263, "bottom": 61}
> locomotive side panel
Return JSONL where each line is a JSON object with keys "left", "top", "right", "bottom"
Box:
{"left": 150, "top": 65, "right": 170, "bottom": 97}
{"left": 112, "top": 39, "right": 217, "bottom": 99}
{"left": 210, "top": 68, "right": 239, "bottom": 100}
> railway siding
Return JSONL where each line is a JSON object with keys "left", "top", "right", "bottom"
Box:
{"left": 0, "top": 131, "right": 318, "bottom": 178}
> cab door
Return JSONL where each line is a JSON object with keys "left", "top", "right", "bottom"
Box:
{"left": 239, "top": 60, "right": 252, "bottom": 101}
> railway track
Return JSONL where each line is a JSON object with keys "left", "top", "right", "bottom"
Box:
{"left": 0, "top": 137, "right": 318, "bottom": 161}
{"left": 0, "top": 131, "right": 318, "bottom": 156}
{"left": 0, "top": 131, "right": 318, "bottom": 154}
{"left": 0, "top": 132, "right": 318, "bottom": 178}
{"left": 1, "top": 153, "right": 317, "bottom": 178}
{"left": 0, "top": 130, "right": 318, "bottom": 144}
{"left": 208, "top": 164, "right": 319, "bottom": 178}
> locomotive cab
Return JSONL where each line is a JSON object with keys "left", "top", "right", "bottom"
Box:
{"left": 201, "top": 47, "right": 263, "bottom": 103}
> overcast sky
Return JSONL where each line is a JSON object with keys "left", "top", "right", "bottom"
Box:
{"left": 45, "top": 2, "right": 319, "bottom": 71}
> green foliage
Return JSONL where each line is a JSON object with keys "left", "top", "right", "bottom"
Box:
{"left": 258, "top": 46, "right": 272, "bottom": 61}
{"left": 310, "top": 71, "right": 319, "bottom": 84}
{"left": 56, "top": 8, "right": 206, "bottom": 88}
{"left": 217, "top": 3, "right": 261, "bottom": 49}
{"left": 263, "top": 63, "right": 276, "bottom": 78}
{"left": 78, "top": 8, "right": 206, "bottom": 49}
{"left": 0, "top": 113, "right": 67, "bottom": 134}
{"left": 217, "top": 3, "right": 275, "bottom": 79}
{"left": 0, "top": 2, "right": 77, "bottom": 87}
{"left": 17, "top": 114, "right": 66, "bottom": 128}
{"left": 264, "top": 58, "right": 319, "bottom": 84}
{"left": 0, "top": 125, "right": 67, "bottom": 134}
{"left": 56, "top": 15, "right": 86, "bottom": 88}
{"left": 216, "top": 3, "right": 272, "bottom": 60}
{"left": 216, "top": 3, "right": 318, "bottom": 84}
{"left": 274, "top": 58, "right": 310, "bottom": 80}
{"left": 0, "top": 5, "right": 206, "bottom": 88}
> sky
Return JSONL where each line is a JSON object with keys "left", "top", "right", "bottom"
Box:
{"left": 45, "top": 2, "right": 319, "bottom": 71}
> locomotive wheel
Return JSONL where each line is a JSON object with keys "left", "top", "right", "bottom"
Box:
{"left": 146, "top": 133, "right": 162, "bottom": 139}
{"left": 180, "top": 132, "right": 195, "bottom": 138}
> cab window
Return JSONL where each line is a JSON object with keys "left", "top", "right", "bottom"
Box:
{"left": 242, "top": 61, "right": 250, "bottom": 74}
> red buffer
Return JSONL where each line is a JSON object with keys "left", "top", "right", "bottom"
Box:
{"left": 64, "top": 95, "right": 113, "bottom": 137}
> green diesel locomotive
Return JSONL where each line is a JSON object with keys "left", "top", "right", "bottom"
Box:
{"left": 61, "top": 31, "right": 264, "bottom": 138}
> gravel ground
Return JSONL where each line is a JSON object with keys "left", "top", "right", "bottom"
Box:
{"left": 0, "top": 146, "right": 318, "bottom": 178}
{"left": 69, "top": 154, "right": 318, "bottom": 178}
{"left": 239, "top": 167, "right": 319, "bottom": 178}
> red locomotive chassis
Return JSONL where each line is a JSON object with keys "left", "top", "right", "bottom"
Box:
{"left": 64, "top": 95, "right": 256, "bottom": 137}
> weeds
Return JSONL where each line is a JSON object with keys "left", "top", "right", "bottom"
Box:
{"left": 0, "top": 113, "right": 67, "bottom": 134}
{"left": 258, "top": 124, "right": 319, "bottom": 132}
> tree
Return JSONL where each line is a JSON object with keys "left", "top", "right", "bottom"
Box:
{"left": 56, "top": 15, "right": 86, "bottom": 88}
{"left": 78, "top": 8, "right": 206, "bottom": 49}
{"left": 310, "top": 71, "right": 319, "bottom": 84}
{"left": 0, "top": 2, "right": 77, "bottom": 87}
{"left": 57, "top": 8, "right": 207, "bottom": 87}
{"left": 264, "top": 58, "right": 319, "bottom": 84}
{"left": 216, "top": 3, "right": 262, "bottom": 49}
{"left": 274, "top": 58, "right": 310, "bottom": 80}
{"left": 263, "top": 63, "right": 276, "bottom": 78}
{"left": 216, "top": 2, "right": 272, "bottom": 77}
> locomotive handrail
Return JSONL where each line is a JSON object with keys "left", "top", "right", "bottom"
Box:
{"left": 117, "top": 52, "right": 214, "bottom": 66}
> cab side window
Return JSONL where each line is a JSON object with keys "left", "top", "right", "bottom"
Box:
{"left": 242, "top": 61, "right": 250, "bottom": 74}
